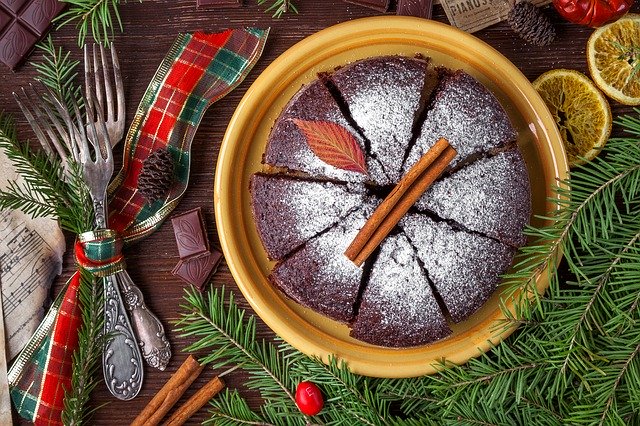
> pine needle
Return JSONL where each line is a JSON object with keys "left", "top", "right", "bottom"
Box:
{"left": 257, "top": 0, "right": 298, "bottom": 18}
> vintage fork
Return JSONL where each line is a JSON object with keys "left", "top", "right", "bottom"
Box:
{"left": 13, "top": 85, "right": 74, "bottom": 179}
{"left": 65, "top": 94, "right": 145, "bottom": 401}
{"left": 84, "top": 44, "right": 125, "bottom": 146}
{"left": 84, "top": 43, "right": 172, "bottom": 371}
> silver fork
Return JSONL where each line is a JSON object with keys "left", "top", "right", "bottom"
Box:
{"left": 84, "top": 44, "right": 125, "bottom": 147}
{"left": 85, "top": 44, "right": 172, "bottom": 372}
{"left": 13, "top": 85, "right": 74, "bottom": 178}
{"left": 64, "top": 94, "right": 145, "bottom": 401}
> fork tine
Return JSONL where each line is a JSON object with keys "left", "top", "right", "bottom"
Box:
{"left": 92, "top": 44, "right": 105, "bottom": 115}
{"left": 99, "top": 44, "right": 115, "bottom": 123}
{"left": 13, "top": 88, "right": 54, "bottom": 158}
{"left": 89, "top": 96, "right": 112, "bottom": 162}
{"left": 110, "top": 43, "right": 125, "bottom": 140}
{"left": 71, "top": 94, "right": 92, "bottom": 164}
{"left": 44, "top": 86, "right": 81, "bottom": 164}
{"left": 84, "top": 44, "right": 96, "bottom": 121}
{"left": 31, "top": 85, "right": 72, "bottom": 163}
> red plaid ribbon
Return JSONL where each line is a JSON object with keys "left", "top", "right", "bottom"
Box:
{"left": 9, "top": 28, "right": 268, "bottom": 425}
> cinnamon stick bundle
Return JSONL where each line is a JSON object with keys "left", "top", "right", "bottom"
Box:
{"left": 131, "top": 355, "right": 205, "bottom": 426}
{"left": 163, "top": 376, "right": 225, "bottom": 426}
{"left": 345, "top": 138, "right": 456, "bottom": 266}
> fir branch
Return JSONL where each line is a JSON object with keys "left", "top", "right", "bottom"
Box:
{"left": 56, "top": 0, "right": 136, "bottom": 46}
{"left": 257, "top": 0, "right": 298, "bottom": 18}
{"left": 61, "top": 268, "right": 105, "bottom": 425}
{"left": 206, "top": 389, "right": 274, "bottom": 426}
{"left": 32, "top": 36, "right": 82, "bottom": 112}
{"left": 175, "top": 286, "right": 314, "bottom": 425}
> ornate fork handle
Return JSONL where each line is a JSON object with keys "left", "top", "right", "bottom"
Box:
{"left": 93, "top": 196, "right": 145, "bottom": 400}
{"left": 112, "top": 270, "right": 171, "bottom": 370}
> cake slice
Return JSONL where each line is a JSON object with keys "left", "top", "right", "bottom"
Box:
{"left": 403, "top": 70, "right": 517, "bottom": 172}
{"left": 350, "top": 233, "right": 451, "bottom": 347}
{"left": 250, "top": 173, "right": 367, "bottom": 260}
{"left": 264, "top": 79, "right": 387, "bottom": 184}
{"left": 415, "top": 149, "right": 531, "bottom": 247}
{"left": 328, "top": 56, "right": 435, "bottom": 183}
{"left": 401, "top": 213, "right": 515, "bottom": 323}
{"left": 270, "top": 199, "right": 378, "bottom": 323}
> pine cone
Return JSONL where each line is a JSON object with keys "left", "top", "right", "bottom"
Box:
{"left": 507, "top": 2, "right": 556, "bottom": 47}
{"left": 138, "top": 148, "right": 175, "bottom": 202}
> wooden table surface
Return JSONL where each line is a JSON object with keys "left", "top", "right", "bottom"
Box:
{"left": 1, "top": 0, "right": 638, "bottom": 424}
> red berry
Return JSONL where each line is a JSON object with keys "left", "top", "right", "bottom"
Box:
{"left": 295, "top": 381, "right": 324, "bottom": 416}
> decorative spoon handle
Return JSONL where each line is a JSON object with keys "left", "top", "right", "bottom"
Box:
{"left": 114, "top": 270, "right": 171, "bottom": 370}
{"left": 102, "top": 274, "right": 144, "bottom": 400}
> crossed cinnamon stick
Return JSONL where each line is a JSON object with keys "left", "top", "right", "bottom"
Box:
{"left": 345, "top": 138, "right": 457, "bottom": 266}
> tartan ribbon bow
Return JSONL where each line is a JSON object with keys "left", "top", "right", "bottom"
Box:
{"left": 75, "top": 230, "right": 125, "bottom": 277}
{"left": 8, "top": 28, "right": 269, "bottom": 426}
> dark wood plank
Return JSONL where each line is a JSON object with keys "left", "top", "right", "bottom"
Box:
{"left": 2, "top": 0, "right": 638, "bottom": 424}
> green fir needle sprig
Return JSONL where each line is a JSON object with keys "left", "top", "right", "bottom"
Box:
{"left": 257, "top": 0, "right": 298, "bottom": 18}
{"left": 1, "top": 41, "right": 106, "bottom": 424}
{"left": 177, "top": 110, "right": 640, "bottom": 426}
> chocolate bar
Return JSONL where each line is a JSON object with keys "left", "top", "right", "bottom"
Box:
{"left": 397, "top": 0, "right": 433, "bottom": 18}
{"left": 343, "top": 0, "right": 391, "bottom": 13}
{"left": 196, "top": 0, "right": 242, "bottom": 8}
{"left": 171, "top": 207, "right": 210, "bottom": 260}
{"left": 0, "top": 0, "right": 65, "bottom": 70}
{"left": 172, "top": 250, "right": 223, "bottom": 290}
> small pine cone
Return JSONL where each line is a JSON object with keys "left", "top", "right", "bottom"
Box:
{"left": 507, "top": 2, "right": 556, "bottom": 47}
{"left": 138, "top": 148, "right": 175, "bottom": 202}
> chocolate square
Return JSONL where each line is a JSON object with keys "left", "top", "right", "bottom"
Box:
{"left": 171, "top": 207, "right": 210, "bottom": 260}
{"left": 172, "top": 250, "right": 223, "bottom": 290}
{"left": 343, "top": 0, "right": 391, "bottom": 12}
{"left": 0, "top": 22, "right": 37, "bottom": 70}
{"left": 397, "top": 0, "right": 433, "bottom": 18}
{"left": 0, "top": 0, "right": 29, "bottom": 13}
{"left": 20, "top": 0, "right": 65, "bottom": 33}
{"left": 0, "top": 9, "right": 11, "bottom": 32}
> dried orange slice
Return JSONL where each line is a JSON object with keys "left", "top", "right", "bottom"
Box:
{"left": 533, "top": 69, "right": 611, "bottom": 165}
{"left": 587, "top": 14, "right": 640, "bottom": 105}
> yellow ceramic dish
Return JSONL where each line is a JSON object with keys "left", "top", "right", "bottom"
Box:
{"left": 214, "top": 17, "right": 568, "bottom": 378}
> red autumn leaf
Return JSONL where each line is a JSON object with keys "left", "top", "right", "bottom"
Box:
{"left": 292, "top": 119, "right": 368, "bottom": 175}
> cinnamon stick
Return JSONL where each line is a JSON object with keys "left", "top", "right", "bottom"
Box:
{"left": 163, "top": 376, "right": 225, "bottom": 426}
{"left": 346, "top": 138, "right": 457, "bottom": 266}
{"left": 131, "top": 355, "right": 205, "bottom": 426}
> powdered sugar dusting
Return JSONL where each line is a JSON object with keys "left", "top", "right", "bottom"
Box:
{"left": 331, "top": 57, "right": 428, "bottom": 183}
{"left": 270, "top": 199, "right": 379, "bottom": 322}
{"left": 400, "top": 213, "right": 515, "bottom": 323}
{"left": 350, "top": 233, "right": 451, "bottom": 347}
{"left": 251, "top": 174, "right": 367, "bottom": 260}
{"left": 416, "top": 149, "right": 531, "bottom": 247}
{"left": 404, "top": 71, "right": 517, "bottom": 172}
{"left": 264, "top": 79, "right": 388, "bottom": 184}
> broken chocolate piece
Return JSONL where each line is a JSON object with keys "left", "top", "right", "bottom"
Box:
{"left": 0, "top": 0, "right": 65, "bottom": 70}
{"left": 172, "top": 250, "right": 223, "bottom": 289}
{"left": 171, "top": 207, "right": 210, "bottom": 260}
{"left": 397, "top": 0, "right": 433, "bottom": 19}
{"left": 343, "top": 0, "right": 391, "bottom": 13}
{"left": 196, "top": 0, "right": 242, "bottom": 7}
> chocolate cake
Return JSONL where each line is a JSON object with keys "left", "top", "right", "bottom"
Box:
{"left": 250, "top": 173, "right": 367, "bottom": 260}
{"left": 400, "top": 213, "right": 516, "bottom": 323}
{"left": 270, "top": 200, "right": 378, "bottom": 323}
{"left": 263, "top": 78, "right": 387, "bottom": 184}
{"left": 328, "top": 56, "right": 436, "bottom": 183}
{"left": 350, "top": 233, "right": 451, "bottom": 347}
{"left": 415, "top": 149, "right": 531, "bottom": 247}
{"left": 403, "top": 70, "right": 518, "bottom": 172}
{"left": 250, "top": 56, "right": 531, "bottom": 348}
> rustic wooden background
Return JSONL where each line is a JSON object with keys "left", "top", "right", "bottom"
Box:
{"left": 1, "top": 0, "right": 638, "bottom": 423}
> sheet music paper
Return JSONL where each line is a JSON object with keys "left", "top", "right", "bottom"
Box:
{"left": 0, "top": 279, "right": 12, "bottom": 425}
{"left": 0, "top": 148, "right": 65, "bottom": 360}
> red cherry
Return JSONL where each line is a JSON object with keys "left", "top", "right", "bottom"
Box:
{"left": 295, "top": 381, "right": 324, "bottom": 416}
